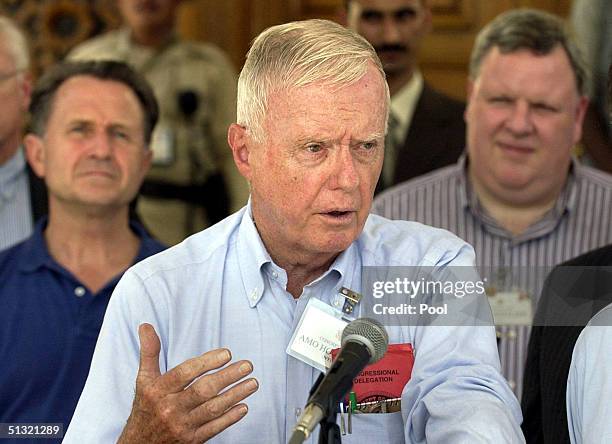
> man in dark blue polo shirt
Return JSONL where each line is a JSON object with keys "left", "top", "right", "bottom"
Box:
{"left": 0, "top": 61, "right": 165, "bottom": 442}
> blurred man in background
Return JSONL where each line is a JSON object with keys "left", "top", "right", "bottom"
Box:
{"left": 0, "top": 61, "right": 165, "bottom": 440}
{"left": 345, "top": 0, "right": 465, "bottom": 191}
{"left": 373, "top": 9, "right": 612, "bottom": 399}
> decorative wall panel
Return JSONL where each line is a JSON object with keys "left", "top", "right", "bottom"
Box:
{"left": 1, "top": 0, "right": 119, "bottom": 77}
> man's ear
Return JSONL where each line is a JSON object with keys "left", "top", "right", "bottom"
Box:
{"left": 23, "top": 134, "right": 46, "bottom": 178}
{"left": 464, "top": 79, "right": 475, "bottom": 122}
{"left": 227, "top": 123, "right": 254, "bottom": 182}
{"left": 18, "top": 72, "right": 33, "bottom": 112}
{"left": 140, "top": 146, "right": 153, "bottom": 180}
{"left": 572, "top": 95, "right": 590, "bottom": 146}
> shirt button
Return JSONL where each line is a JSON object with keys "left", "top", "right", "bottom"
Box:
{"left": 509, "top": 380, "right": 516, "bottom": 390}
{"left": 74, "top": 286, "right": 86, "bottom": 297}
{"left": 250, "top": 289, "right": 258, "bottom": 301}
{"left": 294, "top": 407, "right": 302, "bottom": 419}
{"left": 272, "top": 271, "right": 278, "bottom": 279}
{"left": 333, "top": 299, "right": 340, "bottom": 307}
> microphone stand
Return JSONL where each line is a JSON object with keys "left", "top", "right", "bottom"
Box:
{"left": 318, "top": 396, "right": 341, "bottom": 444}
{"left": 307, "top": 373, "right": 342, "bottom": 444}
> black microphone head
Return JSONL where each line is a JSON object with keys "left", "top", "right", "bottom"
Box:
{"left": 341, "top": 318, "right": 388, "bottom": 364}
{"left": 177, "top": 90, "right": 199, "bottom": 118}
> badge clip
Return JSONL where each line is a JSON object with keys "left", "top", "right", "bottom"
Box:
{"left": 339, "top": 287, "right": 362, "bottom": 316}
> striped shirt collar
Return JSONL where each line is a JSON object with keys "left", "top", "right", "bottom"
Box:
{"left": 456, "top": 154, "right": 579, "bottom": 242}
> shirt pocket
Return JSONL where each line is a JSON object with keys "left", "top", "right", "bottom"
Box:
{"left": 341, "top": 411, "right": 404, "bottom": 443}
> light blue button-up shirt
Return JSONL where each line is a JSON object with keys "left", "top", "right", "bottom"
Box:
{"left": 65, "top": 205, "right": 523, "bottom": 443}
{"left": 567, "top": 303, "right": 612, "bottom": 444}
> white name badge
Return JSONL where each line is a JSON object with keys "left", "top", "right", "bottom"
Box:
{"left": 488, "top": 291, "right": 533, "bottom": 326}
{"left": 287, "top": 298, "right": 349, "bottom": 372}
{"left": 150, "top": 123, "right": 175, "bottom": 166}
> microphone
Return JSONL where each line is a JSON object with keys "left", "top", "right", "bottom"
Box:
{"left": 289, "top": 318, "right": 389, "bottom": 444}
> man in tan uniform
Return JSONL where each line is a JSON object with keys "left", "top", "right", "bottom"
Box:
{"left": 69, "top": 0, "right": 248, "bottom": 245}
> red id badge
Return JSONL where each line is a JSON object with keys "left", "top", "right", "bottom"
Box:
{"left": 331, "top": 343, "right": 414, "bottom": 403}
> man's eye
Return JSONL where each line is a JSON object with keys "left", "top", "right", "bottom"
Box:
{"left": 306, "top": 144, "right": 323, "bottom": 153}
{"left": 70, "top": 125, "right": 86, "bottom": 133}
{"left": 112, "top": 129, "right": 129, "bottom": 140}
{"left": 362, "top": 142, "right": 376, "bottom": 151}
{"left": 361, "top": 11, "right": 383, "bottom": 23}
{"left": 396, "top": 8, "right": 417, "bottom": 21}
{"left": 490, "top": 97, "right": 512, "bottom": 104}
{"left": 532, "top": 103, "right": 557, "bottom": 113}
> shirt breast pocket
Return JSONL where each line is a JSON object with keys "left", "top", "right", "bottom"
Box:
{"left": 341, "top": 411, "right": 404, "bottom": 443}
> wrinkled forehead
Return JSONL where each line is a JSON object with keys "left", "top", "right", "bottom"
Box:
{"left": 49, "top": 76, "right": 144, "bottom": 123}
{"left": 267, "top": 65, "right": 388, "bottom": 114}
{"left": 262, "top": 68, "right": 388, "bottom": 141}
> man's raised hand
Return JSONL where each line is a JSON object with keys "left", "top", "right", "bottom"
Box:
{"left": 118, "top": 323, "right": 258, "bottom": 443}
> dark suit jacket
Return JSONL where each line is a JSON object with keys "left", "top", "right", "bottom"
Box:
{"left": 521, "top": 245, "right": 612, "bottom": 443}
{"left": 391, "top": 83, "right": 466, "bottom": 186}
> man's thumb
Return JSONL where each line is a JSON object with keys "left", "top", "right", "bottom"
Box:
{"left": 137, "top": 323, "right": 162, "bottom": 383}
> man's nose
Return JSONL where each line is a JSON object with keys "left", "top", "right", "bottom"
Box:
{"left": 89, "top": 132, "right": 113, "bottom": 158}
{"left": 506, "top": 100, "right": 534, "bottom": 135}
{"left": 331, "top": 147, "right": 360, "bottom": 191}
{"left": 382, "top": 17, "right": 402, "bottom": 44}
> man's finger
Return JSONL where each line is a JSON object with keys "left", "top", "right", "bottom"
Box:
{"left": 182, "top": 360, "right": 254, "bottom": 408}
{"left": 136, "top": 323, "right": 162, "bottom": 386}
{"left": 158, "top": 348, "right": 233, "bottom": 393}
{"left": 193, "top": 404, "right": 250, "bottom": 443}
{"left": 189, "top": 377, "right": 259, "bottom": 422}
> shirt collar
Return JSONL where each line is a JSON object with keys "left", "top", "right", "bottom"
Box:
{"left": 118, "top": 28, "right": 178, "bottom": 57}
{"left": 563, "top": 157, "right": 580, "bottom": 212}
{"left": 0, "top": 148, "right": 26, "bottom": 202}
{"left": 461, "top": 155, "right": 580, "bottom": 241}
{"left": 390, "top": 70, "right": 424, "bottom": 133}
{"left": 236, "top": 202, "right": 273, "bottom": 308}
{"left": 236, "top": 201, "right": 362, "bottom": 308}
{"left": 444, "top": 154, "right": 470, "bottom": 210}
{"left": 17, "top": 217, "right": 54, "bottom": 273}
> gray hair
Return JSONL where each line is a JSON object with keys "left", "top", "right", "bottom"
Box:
{"left": 0, "top": 15, "right": 30, "bottom": 72}
{"left": 469, "top": 9, "right": 588, "bottom": 96}
{"left": 237, "top": 18, "right": 390, "bottom": 142}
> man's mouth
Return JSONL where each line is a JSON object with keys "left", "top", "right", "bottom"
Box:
{"left": 327, "top": 211, "right": 350, "bottom": 217}
{"left": 376, "top": 45, "right": 408, "bottom": 55}
{"left": 498, "top": 142, "right": 535, "bottom": 155}
{"left": 81, "top": 170, "right": 115, "bottom": 178}
{"left": 319, "top": 210, "right": 356, "bottom": 223}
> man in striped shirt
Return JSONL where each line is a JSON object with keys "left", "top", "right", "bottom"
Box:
{"left": 372, "top": 9, "right": 612, "bottom": 398}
